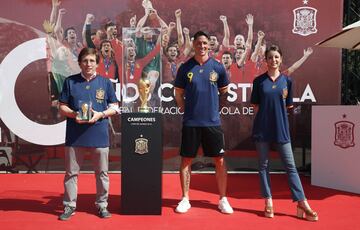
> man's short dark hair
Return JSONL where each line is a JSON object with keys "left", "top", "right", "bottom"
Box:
{"left": 105, "top": 21, "right": 116, "bottom": 31}
{"left": 100, "top": 39, "right": 112, "bottom": 49}
{"left": 64, "top": 27, "right": 76, "bottom": 39}
{"left": 166, "top": 42, "right": 179, "bottom": 52}
{"left": 78, "top": 48, "right": 100, "bottom": 64}
{"left": 222, "top": 50, "right": 233, "bottom": 59}
{"left": 193, "top": 31, "right": 210, "bottom": 41}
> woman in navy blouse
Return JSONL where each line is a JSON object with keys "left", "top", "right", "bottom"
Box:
{"left": 250, "top": 45, "right": 318, "bottom": 221}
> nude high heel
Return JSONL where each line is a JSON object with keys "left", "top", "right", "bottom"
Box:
{"left": 264, "top": 205, "right": 274, "bottom": 218}
{"left": 296, "top": 205, "right": 318, "bottom": 221}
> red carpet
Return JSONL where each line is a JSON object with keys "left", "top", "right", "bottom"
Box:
{"left": 0, "top": 174, "right": 359, "bottom": 230}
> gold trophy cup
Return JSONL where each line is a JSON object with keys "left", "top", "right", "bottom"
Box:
{"left": 79, "top": 101, "right": 92, "bottom": 120}
{"left": 138, "top": 77, "right": 151, "bottom": 113}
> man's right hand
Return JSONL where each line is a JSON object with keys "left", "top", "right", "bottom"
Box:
{"left": 85, "top": 14, "right": 95, "bottom": 24}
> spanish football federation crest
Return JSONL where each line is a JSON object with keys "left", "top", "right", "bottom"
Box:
{"left": 135, "top": 135, "right": 149, "bottom": 154}
{"left": 292, "top": 6, "right": 318, "bottom": 36}
{"left": 334, "top": 120, "right": 355, "bottom": 149}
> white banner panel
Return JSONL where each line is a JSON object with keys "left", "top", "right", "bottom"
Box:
{"left": 312, "top": 105, "right": 360, "bottom": 194}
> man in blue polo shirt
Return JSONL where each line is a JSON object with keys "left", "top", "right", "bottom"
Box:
{"left": 58, "top": 48, "right": 119, "bottom": 220}
{"left": 174, "top": 31, "right": 233, "bottom": 214}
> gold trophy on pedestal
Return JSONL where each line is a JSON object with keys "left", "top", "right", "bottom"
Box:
{"left": 138, "top": 77, "right": 151, "bottom": 113}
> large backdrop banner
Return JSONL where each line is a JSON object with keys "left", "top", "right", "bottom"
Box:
{"left": 0, "top": 0, "right": 343, "bottom": 172}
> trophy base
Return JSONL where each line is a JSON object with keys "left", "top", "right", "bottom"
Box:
{"left": 139, "top": 107, "right": 150, "bottom": 113}
{"left": 79, "top": 117, "right": 91, "bottom": 121}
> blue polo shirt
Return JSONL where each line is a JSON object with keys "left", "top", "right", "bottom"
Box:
{"left": 174, "top": 57, "right": 229, "bottom": 126}
{"left": 250, "top": 73, "right": 293, "bottom": 143}
{"left": 59, "top": 73, "right": 118, "bottom": 147}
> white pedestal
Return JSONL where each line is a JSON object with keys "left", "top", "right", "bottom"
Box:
{"left": 312, "top": 105, "right": 360, "bottom": 194}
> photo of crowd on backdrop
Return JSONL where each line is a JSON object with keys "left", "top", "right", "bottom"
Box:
{"left": 0, "top": 0, "right": 342, "bottom": 172}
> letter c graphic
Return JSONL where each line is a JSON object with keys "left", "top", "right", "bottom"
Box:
{"left": 0, "top": 38, "right": 66, "bottom": 145}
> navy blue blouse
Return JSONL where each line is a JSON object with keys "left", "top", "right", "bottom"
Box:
{"left": 250, "top": 73, "right": 293, "bottom": 143}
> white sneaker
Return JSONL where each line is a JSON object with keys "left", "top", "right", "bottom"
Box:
{"left": 175, "top": 197, "right": 191, "bottom": 213}
{"left": 218, "top": 197, "right": 234, "bottom": 214}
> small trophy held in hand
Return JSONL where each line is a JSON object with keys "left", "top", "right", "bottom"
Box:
{"left": 79, "top": 100, "right": 92, "bottom": 121}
